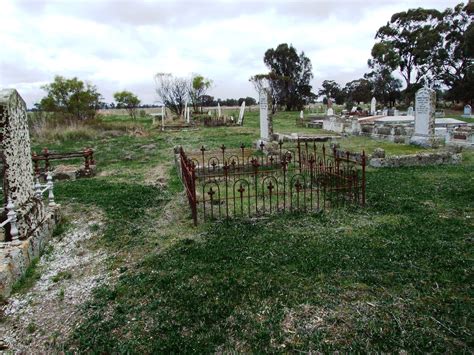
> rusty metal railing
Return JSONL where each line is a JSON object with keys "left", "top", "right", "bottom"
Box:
{"left": 180, "top": 139, "right": 366, "bottom": 226}
{"left": 32, "top": 148, "right": 95, "bottom": 177}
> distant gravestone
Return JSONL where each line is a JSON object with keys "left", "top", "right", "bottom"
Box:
{"left": 300, "top": 110, "right": 304, "bottom": 119}
{"left": 351, "top": 106, "right": 357, "bottom": 113}
{"left": 237, "top": 101, "right": 245, "bottom": 125}
{"left": 217, "top": 103, "right": 222, "bottom": 118}
{"left": 382, "top": 108, "right": 388, "bottom": 116}
{"left": 370, "top": 97, "right": 376, "bottom": 115}
{"left": 259, "top": 89, "right": 270, "bottom": 141}
{"left": 161, "top": 105, "right": 165, "bottom": 130}
{"left": 327, "top": 108, "right": 334, "bottom": 116}
{"left": 410, "top": 87, "right": 436, "bottom": 147}
{"left": 463, "top": 104, "right": 472, "bottom": 117}
{"left": 184, "top": 101, "right": 189, "bottom": 123}
{"left": 407, "top": 106, "right": 414, "bottom": 116}
{"left": 394, "top": 109, "right": 400, "bottom": 116}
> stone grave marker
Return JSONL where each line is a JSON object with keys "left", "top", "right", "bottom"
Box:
{"left": 382, "top": 108, "right": 388, "bottom": 116}
{"left": 463, "top": 104, "right": 472, "bottom": 117}
{"left": 0, "top": 89, "right": 35, "bottom": 207}
{"left": 410, "top": 87, "right": 436, "bottom": 147}
{"left": 407, "top": 106, "right": 414, "bottom": 116}
{"left": 300, "top": 110, "right": 304, "bottom": 119}
{"left": 237, "top": 101, "right": 245, "bottom": 125}
{"left": 370, "top": 97, "right": 376, "bottom": 115}
{"left": 259, "top": 89, "right": 270, "bottom": 141}
{"left": 217, "top": 103, "right": 222, "bottom": 118}
{"left": 327, "top": 108, "right": 334, "bottom": 116}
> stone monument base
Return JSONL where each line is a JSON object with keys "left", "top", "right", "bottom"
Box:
{"left": 409, "top": 135, "right": 441, "bottom": 148}
{"left": 0, "top": 206, "right": 60, "bottom": 297}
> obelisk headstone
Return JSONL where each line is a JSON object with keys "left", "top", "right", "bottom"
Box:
{"left": 410, "top": 87, "right": 436, "bottom": 147}
{"left": 217, "top": 103, "right": 221, "bottom": 118}
{"left": 370, "top": 97, "right": 376, "bottom": 115}
{"left": 259, "top": 89, "right": 269, "bottom": 142}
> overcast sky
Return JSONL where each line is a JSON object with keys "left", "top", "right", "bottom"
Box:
{"left": 0, "top": 0, "right": 458, "bottom": 108}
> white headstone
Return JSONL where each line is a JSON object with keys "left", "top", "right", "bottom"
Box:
{"left": 410, "top": 87, "right": 436, "bottom": 146}
{"left": 407, "top": 106, "right": 414, "bottom": 116}
{"left": 394, "top": 109, "right": 400, "bottom": 116}
{"left": 161, "top": 105, "right": 165, "bottom": 130}
{"left": 237, "top": 101, "right": 245, "bottom": 125}
{"left": 370, "top": 97, "right": 376, "bottom": 115}
{"left": 208, "top": 110, "right": 212, "bottom": 117}
{"left": 259, "top": 89, "right": 269, "bottom": 140}
{"left": 382, "top": 108, "right": 388, "bottom": 116}
{"left": 327, "top": 108, "right": 334, "bottom": 116}
{"left": 464, "top": 104, "right": 472, "bottom": 116}
{"left": 217, "top": 103, "right": 221, "bottom": 118}
{"left": 186, "top": 107, "right": 191, "bottom": 123}
{"left": 300, "top": 110, "right": 304, "bottom": 119}
{"left": 350, "top": 106, "right": 357, "bottom": 113}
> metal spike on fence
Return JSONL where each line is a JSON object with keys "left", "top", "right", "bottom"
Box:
{"left": 6, "top": 197, "right": 19, "bottom": 241}
{"left": 47, "top": 172, "right": 56, "bottom": 206}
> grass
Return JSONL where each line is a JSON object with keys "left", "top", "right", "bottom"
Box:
{"left": 11, "top": 257, "right": 41, "bottom": 295}
{"left": 24, "top": 111, "right": 473, "bottom": 352}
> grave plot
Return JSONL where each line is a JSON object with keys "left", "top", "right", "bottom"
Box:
{"left": 32, "top": 147, "right": 96, "bottom": 180}
{"left": 179, "top": 139, "right": 366, "bottom": 225}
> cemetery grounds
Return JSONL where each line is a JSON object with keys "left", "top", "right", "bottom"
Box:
{"left": 2, "top": 110, "right": 473, "bottom": 352}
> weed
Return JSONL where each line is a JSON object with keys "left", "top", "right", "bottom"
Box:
{"left": 52, "top": 271, "right": 72, "bottom": 283}
{"left": 11, "top": 258, "right": 41, "bottom": 295}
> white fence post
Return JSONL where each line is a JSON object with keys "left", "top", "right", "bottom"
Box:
{"left": 34, "top": 177, "right": 42, "bottom": 198}
{"left": 6, "top": 197, "right": 19, "bottom": 241}
{"left": 47, "top": 172, "right": 55, "bottom": 206}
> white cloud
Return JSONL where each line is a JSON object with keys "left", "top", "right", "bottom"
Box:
{"left": 0, "top": 0, "right": 456, "bottom": 107}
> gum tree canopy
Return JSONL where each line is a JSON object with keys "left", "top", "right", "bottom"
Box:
{"left": 253, "top": 43, "right": 314, "bottom": 111}
{"left": 113, "top": 90, "right": 141, "bottom": 119}
{"left": 37, "top": 76, "right": 102, "bottom": 120}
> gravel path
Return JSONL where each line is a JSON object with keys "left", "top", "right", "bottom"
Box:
{"left": 0, "top": 216, "right": 110, "bottom": 352}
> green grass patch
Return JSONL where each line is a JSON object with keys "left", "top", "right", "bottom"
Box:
{"left": 68, "top": 162, "right": 473, "bottom": 352}
{"left": 11, "top": 257, "right": 41, "bottom": 295}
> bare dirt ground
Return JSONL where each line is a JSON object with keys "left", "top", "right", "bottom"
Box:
{"left": 0, "top": 211, "right": 110, "bottom": 352}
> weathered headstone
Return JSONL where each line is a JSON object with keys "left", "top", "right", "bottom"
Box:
{"left": 370, "top": 97, "right": 376, "bottom": 115}
{"left": 217, "top": 103, "right": 221, "bottom": 118}
{"left": 463, "top": 104, "right": 472, "bottom": 117}
{"left": 350, "top": 106, "right": 357, "bottom": 113}
{"left": 407, "top": 106, "right": 414, "bottom": 116}
{"left": 382, "top": 108, "right": 388, "bottom": 116}
{"left": 300, "top": 110, "right": 304, "bottom": 119}
{"left": 0, "top": 89, "right": 59, "bottom": 296}
{"left": 394, "top": 109, "right": 400, "bottom": 116}
{"left": 259, "top": 89, "right": 270, "bottom": 141}
{"left": 410, "top": 87, "right": 436, "bottom": 147}
{"left": 184, "top": 101, "right": 189, "bottom": 123}
{"left": 327, "top": 108, "right": 334, "bottom": 116}
{"left": 0, "top": 89, "right": 35, "bottom": 207}
{"left": 237, "top": 101, "right": 245, "bottom": 125}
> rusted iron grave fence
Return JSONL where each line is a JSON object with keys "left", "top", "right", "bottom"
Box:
{"left": 179, "top": 139, "right": 366, "bottom": 226}
{"left": 32, "top": 147, "right": 95, "bottom": 177}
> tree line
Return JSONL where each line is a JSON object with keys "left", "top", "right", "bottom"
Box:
{"left": 252, "top": 2, "right": 472, "bottom": 109}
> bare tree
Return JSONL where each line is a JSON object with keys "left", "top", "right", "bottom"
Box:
{"left": 155, "top": 73, "right": 189, "bottom": 118}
